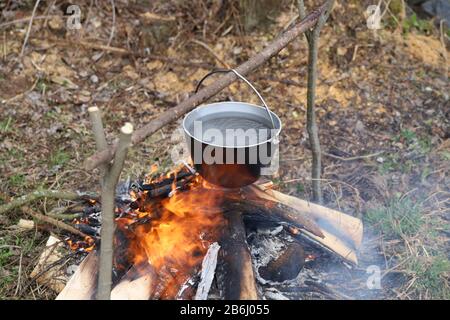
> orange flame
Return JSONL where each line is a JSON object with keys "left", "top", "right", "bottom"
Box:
{"left": 125, "top": 176, "right": 226, "bottom": 299}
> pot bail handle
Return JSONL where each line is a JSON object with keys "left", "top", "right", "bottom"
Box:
{"left": 194, "top": 69, "right": 276, "bottom": 129}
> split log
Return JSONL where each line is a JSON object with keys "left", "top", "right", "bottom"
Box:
{"left": 30, "top": 235, "right": 68, "bottom": 293}
{"left": 222, "top": 188, "right": 325, "bottom": 239}
{"left": 195, "top": 242, "right": 220, "bottom": 300}
{"left": 218, "top": 212, "right": 258, "bottom": 300}
{"left": 257, "top": 186, "right": 363, "bottom": 247}
{"left": 110, "top": 264, "right": 156, "bottom": 300}
{"left": 84, "top": 3, "right": 329, "bottom": 171}
{"left": 56, "top": 251, "right": 98, "bottom": 300}
{"left": 245, "top": 185, "right": 363, "bottom": 264}
{"left": 295, "top": 228, "right": 359, "bottom": 265}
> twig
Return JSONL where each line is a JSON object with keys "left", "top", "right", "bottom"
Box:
{"left": 97, "top": 123, "right": 133, "bottom": 300}
{"left": 14, "top": 250, "right": 23, "bottom": 296}
{"left": 322, "top": 151, "right": 384, "bottom": 161}
{"left": 22, "top": 206, "right": 89, "bottom": 238}
{"left": 93, "top": 0, "right": 116, "bottom": 62}
{"left": 0, "top": 15, "right": 59, "bottom": 29}
{"left": 46, "top": 212, "right": 82, "bottom": 220}
{"left": 20, "top": 0, "right": 42, "bottom": 57}
{"left": 84, "top": 4, "right": 328, "bottom": 171}
{"left": 0, "top": 189, "right": 97, "bottom": 215}
{"left": 190, "top": 39, "right": 231, "bottom": 68}
{"left": 3, "top": 31, "right": 6, "bottom": 61}
{"left": 58, "top": 40, "right": 214, "bottom": 68}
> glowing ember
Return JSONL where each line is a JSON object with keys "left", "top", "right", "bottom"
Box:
{"left": 67, "top": 236, "right": 95, "bottom": 253}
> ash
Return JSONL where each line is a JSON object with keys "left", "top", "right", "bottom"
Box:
{"left": 247, "top": 225, "right": 347, "bottom": 300}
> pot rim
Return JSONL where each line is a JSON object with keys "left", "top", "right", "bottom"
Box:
{"left": 182, "top": 101, "right": 283, "bottom": 149}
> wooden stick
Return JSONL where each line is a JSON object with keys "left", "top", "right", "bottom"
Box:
{"left": 22, "top": 206, "right": 89, "bottom": 238}
{"left": 88, "top": 106, "right": 109, "bottom": 179}
{"left": 195, "top": 242, "right": 220, "bottom": 300}
{"left": 97, "top": 123, "right": 133, "bottom": 300}
{"left": 0, "top": 189, "right": 97, "bottom": 215}
{"left": 218, "top": 212, "right": 258, "bottom": 300}
{"left": 84, "top": 3, "right": 328, "bottom": 171}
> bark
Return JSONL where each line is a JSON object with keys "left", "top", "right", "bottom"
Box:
{"left": 298, "top": 0, "right": 335, "bottom": 204}
{"left": 97, "top": 123, "right": 133, "bottom": 300}
{"left": 88, "top": 106, "right": 109, "bottom": 180}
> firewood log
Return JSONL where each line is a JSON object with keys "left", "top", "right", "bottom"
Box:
{"left": 110, "top": 264, "right": 156, "bottom": 300}
{"left": 56, "top": 251, "right": 98, "bottom": 300}
{"left": 217, "top": 212, "right": 258, "bottom": 300}
{"left": 255, "top": 185, "right": 363, "bottom": 248}
{"left": 245, "top": 185, "right": 362, "bottom": 264}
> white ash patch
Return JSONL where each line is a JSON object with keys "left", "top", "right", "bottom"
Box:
{"left": 248, "top": 227, "right": 297, "bottom": 286}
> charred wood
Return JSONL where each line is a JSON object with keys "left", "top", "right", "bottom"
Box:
{"left": 217, "top": 212, "right": 258, "bottom": 300}
{"left": 258, "top": 242, "right": 305, "bottom": 282}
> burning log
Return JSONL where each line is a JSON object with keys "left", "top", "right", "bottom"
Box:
{"left": 258, "top": 186, "right": 363, "bottom": 248}
{"left": 258, "top": 242, "right": 305, "bottom": 282}
{"left": 221, "top": 188, "right": 325, "bottom": 239}
{"left": 57, "top": 167, "right": 363, "bottom": 299}
{"left": 218, "top": 212, "right": 258, "bottom": 300}
{"left": 244, "top": 185, "right": 362, "bottom": 264}
{"left": 141, "top": 174, "right": 195, "bottom": 198}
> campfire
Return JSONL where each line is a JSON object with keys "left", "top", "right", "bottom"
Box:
{"left": 57, "top": 164, "right": 363, "bottom": 300}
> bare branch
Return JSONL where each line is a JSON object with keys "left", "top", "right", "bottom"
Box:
{"left": 97, "top": 123, "right": 133, "bottom": 300}
{"left": 88, "top": 106, "right": 109, "bottom": 179}
{"left": 0, "top": 189, "right": 97, "bottom": 215}
{"left": 302, "top": 0, "right": 335, "bottom": 204}
{"left": 22, "top": 206, "right": 89, "bottom": 238}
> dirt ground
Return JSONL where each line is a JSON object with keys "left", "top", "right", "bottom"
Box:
{"left": 0, "top": 0, "right": 449, "bottom": 299}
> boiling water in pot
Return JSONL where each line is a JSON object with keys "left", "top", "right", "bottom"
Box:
{"left": 190, "top": 117, "right": 271, "bottom": 147}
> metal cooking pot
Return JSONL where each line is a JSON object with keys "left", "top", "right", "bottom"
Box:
{"left": 183, "top": 69, "right": 282, "bottom": 188}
